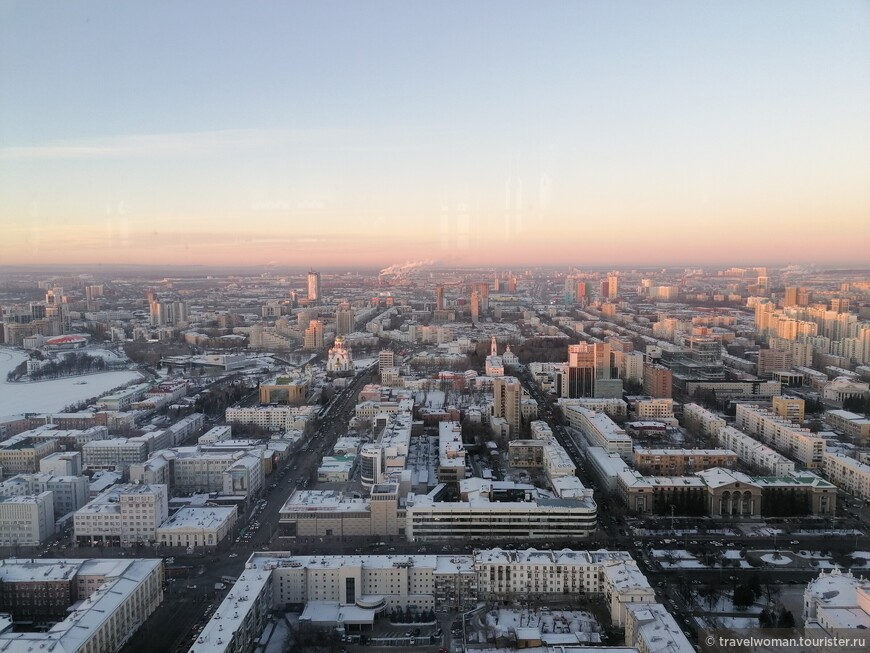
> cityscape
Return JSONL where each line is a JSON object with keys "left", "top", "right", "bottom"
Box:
{"left": 2, "top": 4, "right": 870, "bottom": 653}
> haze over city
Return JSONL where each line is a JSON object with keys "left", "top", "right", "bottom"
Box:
{"left": 2, "top": 1, "right": 869, "bottom": 267}
{"left": 3, "top": 5, "right": 870, "bottom": 653}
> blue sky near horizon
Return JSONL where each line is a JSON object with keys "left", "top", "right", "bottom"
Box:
{"left": 1, "top": 1, "right": 868, "bottom": 267}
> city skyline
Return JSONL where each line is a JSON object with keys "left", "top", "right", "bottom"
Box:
{"left": 2, "top": 1, "right": 869, "bottom": 267}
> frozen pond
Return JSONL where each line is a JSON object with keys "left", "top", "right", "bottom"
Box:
{"left": 0, "top": 348, "right": 143, "bottom": 419}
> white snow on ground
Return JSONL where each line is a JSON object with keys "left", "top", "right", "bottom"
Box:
{"left": 652, "top": 550, "right": 708, "bottom": 569}
{"left": 760, "top": 554, "right": 792, "bottom": 565}
{"left": 353, "top": 358, "right": 377, "bottom": 370}
{"left": 696, "top": 595, "right": 764, "bottom": 614}
{"left": 716, "top": 617, "right": 759, "bottom": 629}
{"left": 264, "top": 619, "right": 290, "bottom": 653}
{"left": 0, "top": 348, "right": 142, "bottom": 418}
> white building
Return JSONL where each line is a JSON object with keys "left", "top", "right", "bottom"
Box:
{"left": 565, "top": 407, "right": 633, "bottom": 460}
{"left": 222, "top": 454, "right": 264, "bottom": 499}
{"left": 558, "top": 397, "right": 628, "bottom": 420}
{"left": 198, "top": 425, "right": 232, "bottom": 445}
{"left": 327, "top": 337, "right": 354, "bottom": 374}
{"left": 0, "top": 492, "right": 54, "bottom": 545}
{"left": 682, "top": 403, "right": 727, "bottom": 437}
{"left": 718, "top": 426, "right": 796, "bottom": 476}
{"left": 156, "top": 506, "right": 238, "bottom": 549}
{"left": 437, "top": 421, "right": 466, "bottom": 483}
{"left": 82, "top": 438, "right": 149, "bottom": 468}
{"left": 39, "top": 450, "right": 83, "bottom": 476}
{"left": 803, "top": 569, "right": 870, "bottom": 632}
{"left": 0, "top": 473, "right": 89, "bottom": 518}
{"left": 735, "top": 404, "right": 826, "bottom": 468}
{"left": 73, "top": 484, "right": 169, "bottom": 547}
{"left": 190, "top": 547, "right": 666, "bottom": 653}
{"left": 129, "top": 452, "right": 172, "bottom": 486}
{"left": 225, "top": 405, "right": 313, "bottom": 432}
{"left": 632, "top": 398, "right": 676, "bottom": 424}
{"left": 405, "top": 481, "right": 597, "bottom": 543}
{"left": 822, "top": 452, "right": 870, "bottom": 501}
{"left": 625, "top": 603, "right": 694, "bottom": 653}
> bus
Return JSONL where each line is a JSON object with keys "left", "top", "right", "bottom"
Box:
{"left": 221, "top": 575, "right": 238, "bottom": 585}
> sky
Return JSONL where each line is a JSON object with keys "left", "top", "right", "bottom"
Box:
{"left": 1, "top": 1, "right": 869, "bottom": 269}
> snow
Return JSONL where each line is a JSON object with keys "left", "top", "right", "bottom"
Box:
{"left": 264, "top": 619, "right": 290, "bottom": 653}
{"left": 0, "top": 348, "right": 143, "bottom": 418}
{"left": 760, "top": 554, "right": 792, "bottom": 566}
{"left": 715, "top": 617, "right": 759, "bottom": 629}
{"left": 652, "top": 550, "right": 708, "bottom": 569}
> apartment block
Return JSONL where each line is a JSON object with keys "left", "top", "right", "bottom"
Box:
{"left": 735, "top": 404, "right": 826, "bottom": 468}
{"left": 718, "top": 426, "right": 796, "bottom": 476}
{"left": 632, "top": 448, "right": 737, "bottom": 475}
{"left": 564, "top": 407, "right": 633, "bottom": 460}
{"left": 822, "top": 452, "right": 870, "bottom": 501}
{"left": 682, "top": 403, "right": 726, "bottom": 438}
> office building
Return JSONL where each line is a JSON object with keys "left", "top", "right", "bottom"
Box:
{"left": 156, "top": 506, "right": 238, "bottom": 549}
{"left": 0, "top": 473, "right": 89, "bottom": 518}
{"left": 0, "top": 492, "right": 54, "bottom": 546}
{"left": 307, "top": 270, "right": 321, "bottom": 303}
{"left": 303, "top": 319, "right": 324, "bottom": 349}
{"left": 335, "top": 303, "right": 354, "bottom": 335}
{"left": 73, "top": 484, "right": 169, "bottom": 547}
{"left": 82, "top": 438, "right": 149, "bottom": 468}
{"left": 560, "top": 343, "right": 612, "bottom": 398}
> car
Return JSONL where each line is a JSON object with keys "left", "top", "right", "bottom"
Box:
{"left": 403, "top": 631, "right": 411, "bottom": 637}
{"left": 790, "top": 540, "right": 800, "bottom": 545}
{"left": 228, "top": 553, "right": 238, "bottom": 558}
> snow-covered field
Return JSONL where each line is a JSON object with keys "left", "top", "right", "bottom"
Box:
{"left": 652, "top": 550, "right": 707, "bottom": 569}
{"left": 0, "top": 348, "right": 142, "bottom": 418}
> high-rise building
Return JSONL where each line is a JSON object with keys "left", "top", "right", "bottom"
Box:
{"left": 435, "top": 285, "right": 445, "bottom": 311}
{"left": 831, "top": 298, "right": 850, "bottom": 313}
{"left": 303, "top": 319, "right": 324, "bottom": 349}
{"left": 335, "top": 303, "right": 354, "bottom": 336}
{"left": 378, "top": 349, "right": 395, "bottom": 374}
{"left": 562, "top": 343, "right": 612, "bottom": 398}
{"left": 85, "top": 285, "right": 104, "bottom": 302}
{"left": 599, "top": 280, "right": 610, "bottom": 299}
{"left": 307, "top": 271, "right": 321, "bottom": 304}
{"left": 643, "top": 364, "right": 673, "bottom": 398}
{"left": 493, "top": 376, "right": 523, "bottom": 438}
{"left": 506, "top": 277, "right": 517, "bottom": 293}
{"left": 607, "top": 275, "right": 619, "bottom": 299}
{"left": 469, "top": 291, "right": 480, "bottom": 324}
{"left": 784, "top": 287, "right": 799, "bottom": 307}
{"left": 476, "top": 283, "right": 490, "bottom": 313}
